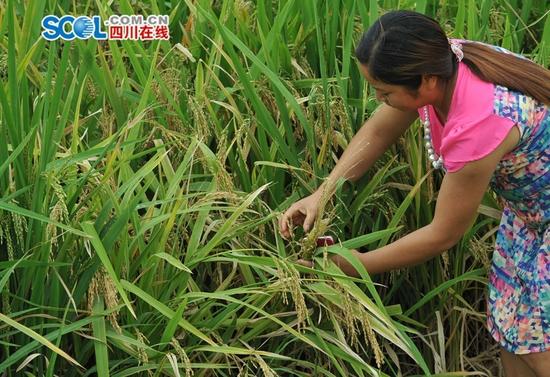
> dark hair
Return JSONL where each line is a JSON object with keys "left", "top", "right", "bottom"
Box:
{"left": 355, "top": 10, "right": 550, "bottom": 105}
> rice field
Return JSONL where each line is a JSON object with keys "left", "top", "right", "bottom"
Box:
{"left": 0, "top": 0, "right": 548, "bottom": 376}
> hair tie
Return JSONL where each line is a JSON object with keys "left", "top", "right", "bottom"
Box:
{"left": 448, "top": 38, "right": 464, "bottom": 62}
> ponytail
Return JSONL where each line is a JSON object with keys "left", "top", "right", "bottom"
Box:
{"left": 461, "top": 42, "right": 550, "bottom": 106}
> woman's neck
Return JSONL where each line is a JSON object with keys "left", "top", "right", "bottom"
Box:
{"left": 433, "top": 70, "right": 458, "bottom": 125}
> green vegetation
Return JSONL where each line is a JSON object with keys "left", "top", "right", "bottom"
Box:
{"left": 0, "top": 0, "right": 548, "bottom": 375}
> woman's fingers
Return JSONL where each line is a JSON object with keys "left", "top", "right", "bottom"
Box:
{"left": 278, "top": 207, "right": 293, "bottom": 239}
{"left": 278, "top": 211, "right": 287, "bottom": 237}
{"left": 296, "top": 259, "right": 314, "bottom": 268}
{"left": 302, "top": 208, "right": 315, "bottom": 233}
{"left": 279, "top": 204, "right": 305, "bottom": 239}
{"left": 279, "top": 193, "right": 322, "bottom": 239}
{"left": 296, "top": 251, "right": 363, "bottom": 276}
{"left": 279, "top": 211, "right": 293, "bottom": 239}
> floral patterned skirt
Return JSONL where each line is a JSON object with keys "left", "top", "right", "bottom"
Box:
{"left": 487, "top": 205, "right": 549, "bottom": 354}
{"left": 487, "top": 93, "right": 549, "bottom": 354}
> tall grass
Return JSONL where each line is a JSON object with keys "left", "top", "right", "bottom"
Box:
{"left": 0, "top": 0, "right": 548, "bottom": 376}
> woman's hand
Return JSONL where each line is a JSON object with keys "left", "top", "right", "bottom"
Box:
{"left": 279, "top": 191, "right": 323, "bottom": 239}
{"left": 296, "top": 249, "right": 364, "bottom": 277}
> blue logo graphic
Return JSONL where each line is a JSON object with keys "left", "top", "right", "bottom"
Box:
{"left": 73, "top": 17, "right": 95, "bottom": 39}
{"left": 41, "top": 15, "right": 108, "bottom": 41}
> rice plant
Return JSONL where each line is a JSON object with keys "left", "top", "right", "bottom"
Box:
{"left": 0, "top": 0, "right": 548, "bottom": 376}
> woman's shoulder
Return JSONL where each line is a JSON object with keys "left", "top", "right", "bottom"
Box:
{"left": 451, "top": 61, "right": 542, "bottom": 134}
{"left": 451, "top": 61, "right": 495, "bottom": 121}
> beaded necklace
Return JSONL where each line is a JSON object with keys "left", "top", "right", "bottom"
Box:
{"left": 422, "top": 106, "right": 445, "bottom": 170}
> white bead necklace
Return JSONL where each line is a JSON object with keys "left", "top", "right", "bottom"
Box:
{"left": 422, "top": 106, "right": 445, "bottom": 170}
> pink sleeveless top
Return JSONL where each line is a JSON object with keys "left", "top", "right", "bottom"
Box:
{"left": 417, "top": 61, "right": 516, "bottom": 172}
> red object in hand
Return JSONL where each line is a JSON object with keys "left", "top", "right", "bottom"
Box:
{"left": 316, "top": 236, "right": 335, "bottom": 247}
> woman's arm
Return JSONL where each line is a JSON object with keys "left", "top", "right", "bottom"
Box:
{"left": 316, "top": 104, "right": 417, "bottom": 197}
{"left": 326, "top": 126, "right": 520, "bottom": 277}
{"left": 280, "top": 105, "right": 417, "bottom": 239}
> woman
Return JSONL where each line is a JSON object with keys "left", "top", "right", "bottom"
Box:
{"left": 278, "top": 10, "right": 549, "bottom": 377}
